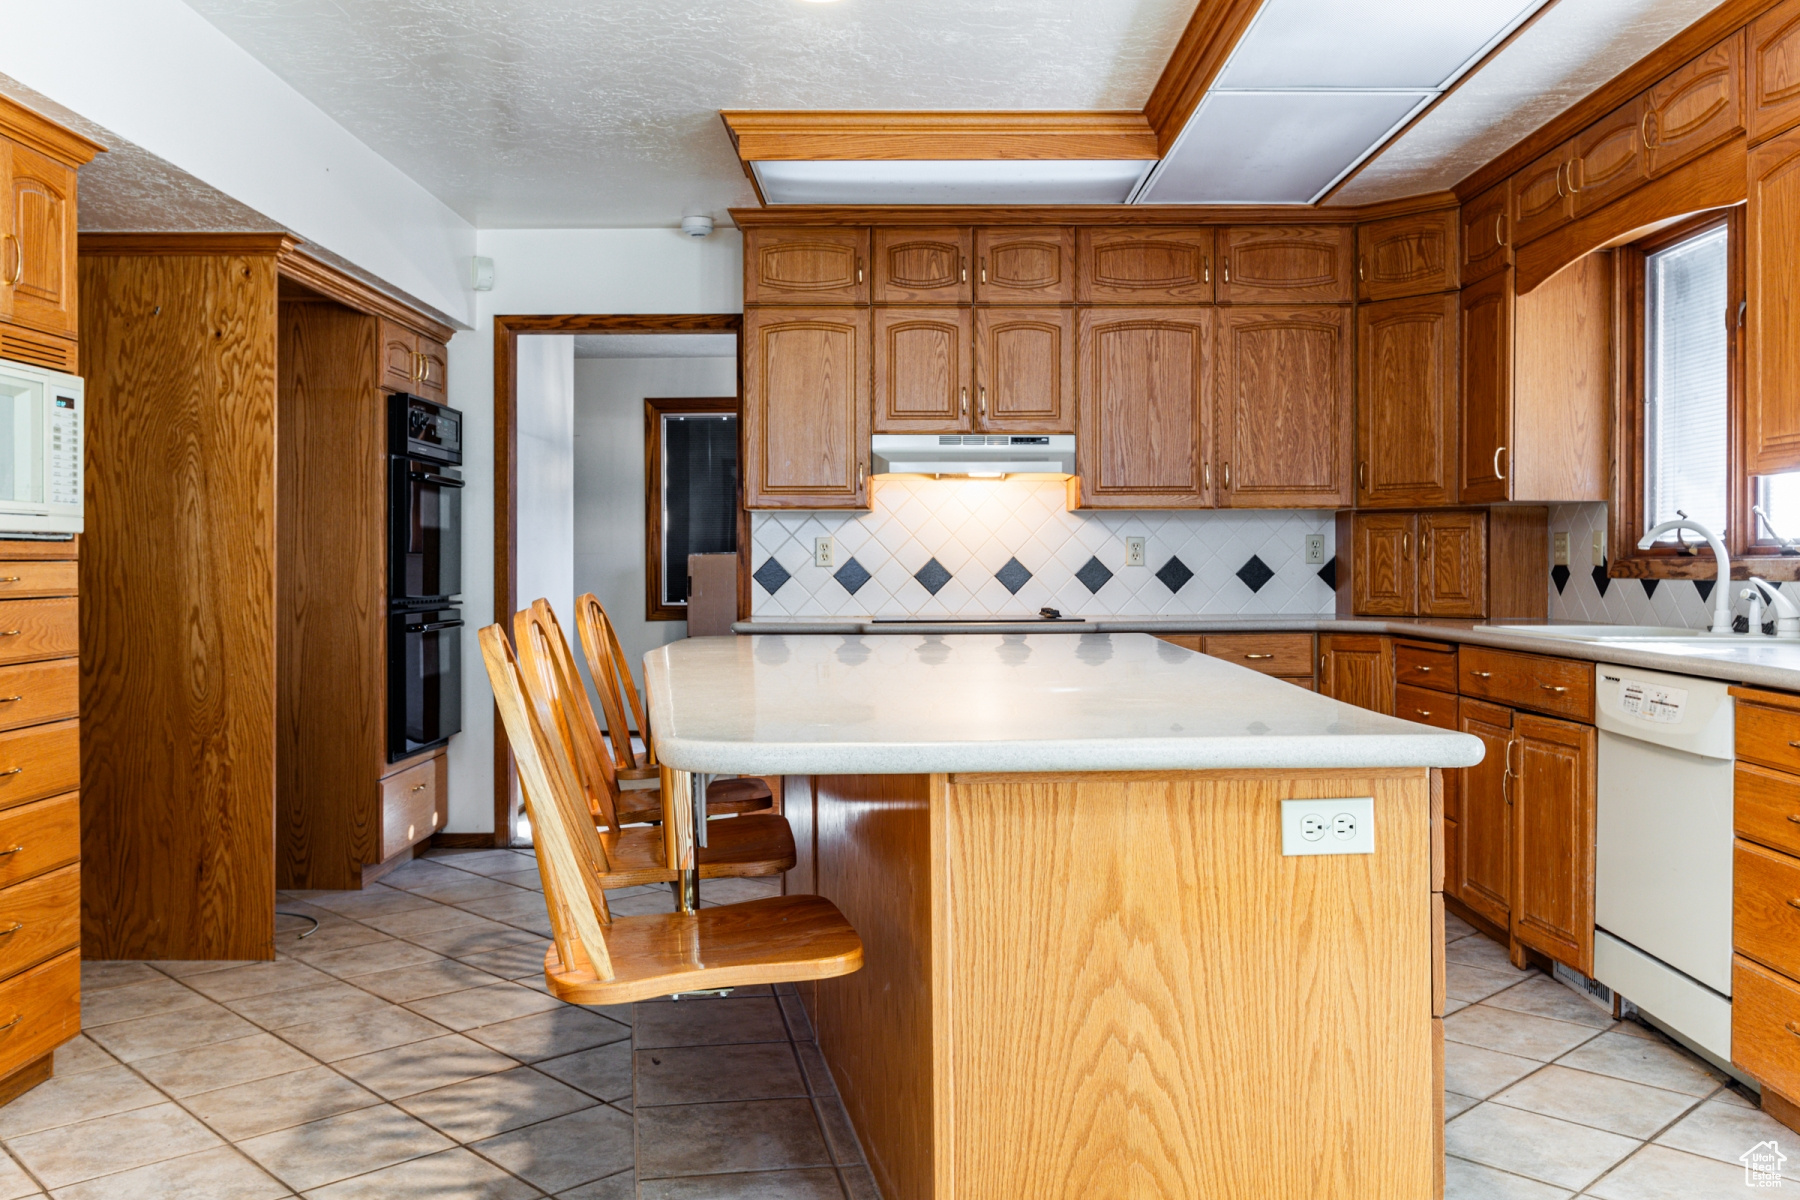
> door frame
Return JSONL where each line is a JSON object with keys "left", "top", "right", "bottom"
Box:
{"left": 492, "top": 313, "right": 742, "bottom": 845}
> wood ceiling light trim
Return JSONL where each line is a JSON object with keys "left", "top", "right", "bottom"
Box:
{"left": 1142, "top": 0, "right": 1268, "bottom": 155}
{"left": 728, "top": 192, "right": 1459, "bottom": 227}
{"left": 719, "top": 111, "right": 1158, "bottom": 162}
{"left": 1455, "top": 0, "right": 1785, "bottom": 201}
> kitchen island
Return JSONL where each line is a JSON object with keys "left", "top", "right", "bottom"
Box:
{"left": 645, "top": 632, "right": 1484, "bottom": 1200}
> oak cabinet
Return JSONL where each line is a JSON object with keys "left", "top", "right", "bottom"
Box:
{"left": 1357, "top": 293, "right": 1458, "bottom": 508}
{"left": 1461, "top": 181, "right": 1512, "bottom": 284}
{"left": 1074, "top": 307, "right": 1214, "bottom": 508}
{"left": 743, "top": 307, "right": 871, "bottom": 508}
{"left": 0, "top": 97, "right": 96, "bottom": 368}
{"left": 1460, "top": 270, "right": 1512, "bottom": 501}
{"left": 1319, "top": 635, "right": 1393, "bottom": 715}
{"left": 1747, "top": 124, "right": 1800, "bottom": 473}
{"left": 1216, "top": 225, "right": 1353, "bottom": 304}
{"left": 1750, "top": 0, "right": 1800, "bottom": 144}
{"left": 1420, "top": 511, "right": 1487, "bottom": 617}
{"left": 1077, "top": 228, "right": 1214, "bottom": 304}
{"left": 1573, "top": 99, "right": 1649, "bottom": 215}
{"left": 1512, "top": 142, "right": 1575, "bottom": 245}
{"left": 975, "top": 227, "right": 1075, "bottom": 304}
{"left": 1356, "top": 209, "right": 1458, "bottom": 301}
{"left": 1346, "top": 511, "right": 1487, "bottom": 618}
{"left": 378, "top": 322, "right": 447, "bottom": 402}
{"left": 974, "top": 308, "right": 1074, "bottom": 433}
{"left": 873, "top": 227, "right": 969, "bottom": 304}
{"left": 873, "top": 307, "right": 972, "bottom": 433}
{"left": 744, "top": 228, "right": 868, "bottom": 305}
{"left": 415, "top": 336, "right": 448, "bottom": 403}
{"left": 1215, "top": 306, "right": 1352, "bottom": 507}
{"left": 1457, "top": 697, "right": 1514, "bottom": 930}
{"left": 1511, "top": 713, "right": 1597, "bottom": 973}
{"left": 1351, "top": 514, "right": 1414, "bottom": 617}
{"left": 1645, "top": 33, "right": 1745, "bottom": 177}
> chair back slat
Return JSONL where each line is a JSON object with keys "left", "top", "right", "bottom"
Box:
{"left": 478, "top": 624, "right": 613, "bottom": 981}
{"left": 576, "top": 593, "right": 654, "bottom": 769}
{"left": 524, "top": 600, "right": 627, "bottom": 833}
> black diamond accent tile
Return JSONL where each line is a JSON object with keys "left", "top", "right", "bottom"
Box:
{"left": 1641, "top": 578, "right": 1659, "bottom": 599}
{"left": 1075, "top": 556, "right": 1114, "bottom": 594}
{"left": 914, "top": 558, "right": 952, "bottom": 596}
{"left": 1316, "top": 555, "right": 1337, "bottom": 591}
{"left": 995, "top": 557, "right": 1032, "bottom": 595}
{"left": 1155, "top": 556, "right": 1194, "bottom": 594}
{"left": 1591, "top": 562, "right": 1610, "bottom": 598}
{"left": 833, "top": 557, "right": 871, "bottom": 595}
{"left": 753, "top": 557, "right": 791, "bottom": 595}
{"left": 1695, "top": 578, "right": 1715, "bottom": 603}
{"left": 1551, "top": 564, "right": 1570, "bottom": 594}
{"left": 1235, "top": 554, "right": 1274, "bottom": 594}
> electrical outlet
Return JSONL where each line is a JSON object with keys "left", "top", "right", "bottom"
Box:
{"left": 814, "top": 536, "right": 834, "bottom": 569}
{"left": 1305, "top": 534, "right": 1325, "bottom": 565}
{"left": 1592, "top": 529, "right": 1606, "bottom": 567}
{"left": 1126, "top": 536, "right": 1146, "bottom": 567}
{"left": 1553, "top": 532, "right": 1570, "bottom": 566}
{"left": 1281, "top": 797, "right": 1375, "bottom": 856}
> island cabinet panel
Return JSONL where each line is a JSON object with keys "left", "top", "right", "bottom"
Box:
{"left": 1644, "top": 33, "right": 1744, "bottom": 178}
{"left": 1457, "top": 697, "right": 1514, "bottom": 930}
{"left": 974, "top": 227, "right": 1074, "bottom": 304}
{"left": 744, "top": 228, "right": 868, "bottom": 305}
{"left": 1073, "top": 307, "right": 1213, "bottom": 508}
{"left": 873, "top": 227, "right": 970, "bottom": 304}
{"left": 1355, "top": 208, "right": 1458, "bottom": 302}
{"left": 1510, "top": 713, "right": 1597, "bottom": 973}
{"left": 1750, "top": 0, "right": 1800, "bottom": 144}
{"left": 1076, "top": 228, "right": 1214, "bottom": 304}
{"left": 973, "top": 308, "right": 1074, "bottom": 433}
{"left": 1215, "top": 306, "right": 1352, "bottom": 508}
{"left": 1460, "top": 180, "right": 1512, "bottom": 285}
{"left": 1512, "top": 142, "right": 1575, "bottom": 245}
{"left": 1573, "top": 99, "right": 1649, "bottom": 215}
{"left": 1356, "top": 293, "right": 1458, "bottom": 508}
{"left": 1319, "top": 635, "right": 1393, "bottom": 715}
{"left": 744, "top": 307, "right": 871, "bottom": 508}
{"left": 873, "top": 307, "right": 972, "bottom": 433}
{"left": 1215, "top": 225, "right": 1353, "bottom": 304}
{"left": 1748, "top": 124, "right": 1800, "bottom": 473}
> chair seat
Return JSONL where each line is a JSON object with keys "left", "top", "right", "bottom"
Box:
{"left": 542, "top": 894, "right": 864, "bottom": 1005}
{"left": 614, "top": 777, "right": 774, "bottom": 826}
{"left": 596, "top": 812, "right": 796, "bottom": 888}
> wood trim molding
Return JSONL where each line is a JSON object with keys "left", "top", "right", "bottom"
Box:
{"left": 0, "top": 95, "right": 105, "bottom": 167}
{"left": 644, "top": 397, "right": 740, "bottom": 623}
{"left": 78, "top": 232, "right": 300, "bottom": 257}
{"left": 728, "top": 194, "right": 1458, "bottom": 228}
{"left": 720, "top": 111, "right": 1157, "bottom": 162}
{"left": 1143, "top": 0, "right": 1268, "bottom": 154}
{"left": 278, "top": 251, "right": 458, "bottom": 344}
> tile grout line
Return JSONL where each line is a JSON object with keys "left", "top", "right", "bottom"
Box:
{"left": 1570, "top": 1081, "right": 1746, "bottom": 1198}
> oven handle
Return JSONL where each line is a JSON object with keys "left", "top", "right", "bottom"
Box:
{"left": 408, "top": 472, "right": 466, "bottom": 488}
{"left": 404, "top": 619, "right": 464, "bottom": 633}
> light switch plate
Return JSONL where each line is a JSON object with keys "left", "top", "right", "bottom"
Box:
{"left": 1592, "top": 529, "right": 1606, "bottom": 567}
{"left": 814, "top": 537, "right": 834, "bottom": 568}
{"left": 1281, "top": 797, "right": 1375, "bottom": 856}
{"left": 1126, "top": 536, "right": 1146, "bottom": 567}
{"left": 1305, "top": 534, "right": 1325, "bottom": 565}
{"left": 1553, "top": 532, "right": 1570, "bottom": 566}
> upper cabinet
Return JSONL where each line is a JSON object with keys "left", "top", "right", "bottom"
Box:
{"left": 1644, "top": 34, "right": 1744, "bottom": 177}
{"left": 873, "top": 227, "right": 969, "bottom": 304}
{"left": 744, "top": 228, "right": 869, "bottom": 305}
{"left": 873, "top": 307, "right": 972, "bottom": 433}
{"left": 974, "top": 308, "right": 1074, "bottom": 433}
{"left": 1077, "top": 228, "right": 1214, "bottom": 304}
{"left": 379, "top": 320, "right": 446, "bottom": 402}
{"left": 1358, "top": 293, "right": 1459, "bottom": 508}
{"left": 1074, "top": 307, "right": 1214, "bottom": 508}
{"left": 1216, "top": 226, "right": 1353, "bottom": 304}
{"left": 1355, "top": 209, "right": 1458, "bottom": 302}
{"left": 975, "top": 228, "right": 1074, "bottom": 304}
{"left": 1573, "top": 100, "right": 1649, "bottom": 214}
{"left": 1461, "top": 181, "right": 1512, "bottom": 284}
{"left": 1750, "top": 0, "right": 1800, "bottom": 144}
{"left": 744, "top": 307, "right": 870, "bottom": 509}
{"left": 0, "top": 98, "right": 99, "bottom": 372}
{"left": 1748, "top": 124, "right": 1800, "bottom": 473}
{"left": 1512, "top": 141, "right": 1574, "bottom": 245}
{"left": 1216, "top": 306, "right": 1352, "bottom": 508}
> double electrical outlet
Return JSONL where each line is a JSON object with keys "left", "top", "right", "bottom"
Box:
{"left": 1280, "top": 797, "right": 1375, "bottom": 856}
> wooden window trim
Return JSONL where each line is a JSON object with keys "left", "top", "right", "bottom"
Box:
{"left": 644, "top": 397, "right": 742, "bottom": 622}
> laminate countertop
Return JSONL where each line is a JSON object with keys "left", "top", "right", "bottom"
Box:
{"left": 643, "top": 631, "right": 1484, "bottom": 776}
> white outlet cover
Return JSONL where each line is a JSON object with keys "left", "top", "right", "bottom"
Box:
{"left": 1281, "top": 797, "right": 1375, "bottom": 856}
{"left": 1126, "top": 536, "right": 1146, "bottom": 567}
{"left": 814, "top": 536, "right": 834, "bottom": 568}
{"left": 1553, "top": 531, "right": 1570, "bottom": 566}
{"left": 1305, "top": 534, "right": 1325, "bottom": 565}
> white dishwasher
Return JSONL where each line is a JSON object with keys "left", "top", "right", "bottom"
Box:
{"left": 1593, "top": 663, "right": 1735, "bottom": 1061}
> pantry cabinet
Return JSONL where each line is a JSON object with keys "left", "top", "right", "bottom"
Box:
{"left": 743, "top": 307, "right": 871, "bottom": 508}
{"left": 1215, "top": 306, "right": 1352, "bottom": 507}
{"left": 1356, "top": 293, "right": 1458, "bottom": 508}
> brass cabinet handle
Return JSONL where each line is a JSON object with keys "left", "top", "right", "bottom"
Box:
{"left": 3, "top": 236, "right": 19, "bottom": 287}
{"left": 0, "top": 698, "right": 21, "bottom": 704}
{"left": 0, "top": 924, "right": 21, "bottom": 937}
{"left": 1244, "top": 653, "right": 1275, "bottom": 660}
{"left": 857, "top": 461, "right": 865, "bottom": 487}
{"left": 1403, "top": 532, "right": 1411, "bottom": 556}
{"left": 1320, "top": 654, "right": 1327, "bottom": 674}
{"left": 1358, "top": 256, "right": 1366, "bottom": 282}
{"left": 1203, "top": 462, "right": 1211, "bottom": 490}
{"left": 0, "top": 578, "right": 20, "bottom": 584}
{"left": 1493, "top": 445, "right": 1508, "bottom": 481}
{"left": 1203, "top": 257, "right": 1211, "bottom": 284}
{"left": 1502, "top": 739, "right": 1514, "bottom": 805}
{"left": 1785, "top": 740, "right": 1800, "bottom": 749}
{"left": 978, "top": 386, "right": 986, "bottom": 418}
{"left": 1416, "top": 665, "right": 1432, "bottom": 673}
{"left": 1358, "top": 461, "right": 1368, "bottom": 490}
{"left": 980, "top": 257, "right": 987, "bottom": 284}
{"left": 1567, "top": 159, "right": 1582, "bottom": 194}
{"left": 0, "top": 769, "right": 22, "bottom": 778}
{"left": 1471, "top": 670, "right": 1492, "bottom": 678}
{"left": 1222, "top": 256, "right": 1231, "bottom": 283}
{"left": 1223, "top": 461, "right": 1231, "bottom": 489}
{"left": 1642, "top": 110, "right": 1658, "bottom": 149}
{"left": 1417, "top": 709, "right": 1432, "bottom": 718}
{"left": 1541, "top": 684, "right": 1568, "bottom": 693}
{"left": 1555, "top": 163, "right": 1567, "bottom": 199}
{"left": 961, "top": 260, "right": 967, "bottom": 284}
{"left": 960, "top": 387, "right": 968, "bottom": 416}
{"left": 1788, "top": 814, "right": 1800, "bottom": 824}
{"left": 411, "top": 783, "right": 427, "bottom": 792}
{"left": 856, "top": 260, "right": 864, "bottom": 284}
{"left": 1787, "top": 1020, "right": 1800, "bottom": 1038}
{"left": 0, "top": 632, "right": 20, "bottom": 638}
{"left": 0, "top": 846, "right": 22, "bottom": 856}
{"left": 1788, "top": 898, "right": 1800, "bottom": 910}
{"left": 1495, "top": 213, "right": 1507, "bottom": 246}
{"left": 0, "top": 1015, "right": 21, "bottom": 1032}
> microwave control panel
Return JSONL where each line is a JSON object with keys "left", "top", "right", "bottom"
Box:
{"left": 48, "top": 392, "right": 80, "bottom": 509}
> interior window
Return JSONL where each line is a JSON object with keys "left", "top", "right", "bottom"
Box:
{"left": 655, "top": 411, "right": 738, "bottom": 608}
{"left": 1641, "top": 222, "right": 1730, "bottom": 542}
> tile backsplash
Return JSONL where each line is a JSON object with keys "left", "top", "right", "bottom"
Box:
{"left": 750, "top": 479, "right": 1338, "bottom": 619}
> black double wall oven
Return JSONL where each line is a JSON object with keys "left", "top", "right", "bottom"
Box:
{"left": 389, "top": 393, "right": 464, "bottom": 761}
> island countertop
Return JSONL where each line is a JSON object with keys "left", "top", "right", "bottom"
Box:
{"left": 643, "top": 631, "right": 1484, "bottom": 775}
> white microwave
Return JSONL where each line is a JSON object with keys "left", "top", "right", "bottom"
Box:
{"left": 0, "top": 361, "right": 82, "bottom": 536}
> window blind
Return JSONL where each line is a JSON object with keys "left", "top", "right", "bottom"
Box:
{"left": 1644, "top": 224, "right": 1729, "bottom": 540}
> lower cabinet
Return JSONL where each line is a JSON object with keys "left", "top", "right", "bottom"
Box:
{"left": 1457, "top": 697, "right": 1514, "bottom": 929}
{"left": 1319, "top": 635, "right": 1394, "bottom": 714}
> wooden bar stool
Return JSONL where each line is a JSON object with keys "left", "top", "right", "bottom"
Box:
{"left": 481, "top": 623, "right": 862, "bottom": 1003}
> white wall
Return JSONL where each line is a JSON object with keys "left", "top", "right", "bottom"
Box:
{"left": 515, "top": 337, "right": 576, "bottom": 633}
{"left": 1, "top": 0, "right": 475, "bottom": 324}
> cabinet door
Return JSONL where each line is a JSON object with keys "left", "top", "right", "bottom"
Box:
{"left": 1748, "top": 125, "right": 1800, "bottom": 473}
{"left": 1511, "top": 713, "right": 1597, "bottom": 973}
{"left": 744, "top": 229, "right": 868, "bottom": 304}
{"left": 1419, "top": 511, "right": 1487, "bottom": 617}
{"left": 1077, "top": 228, "right": 1214, "bottom": 304}
{"left": 1217, "top": 226, "right": 1353, "bottom": 303}
{"left": 1457, "top": 697, "right": 1514, "bottom": 929}
{"left": 1074, "top": 307, "right": 1213, "bottom": 508}
{"left": 1460, "top": 181, "right": 1511, "bottom": 284}
{"left": 380, "top": 320, "right": 420, "bottom": 392}
{"left": 1511, "top": 143, "right": 1574, "bottom": 245}
{"left": 1573, "top": 99, "right": 1649, "bottom": 215}
{"left": 974, "top": 307, "right": 1073, "bottom": 433}
{"left": 743, "top": 307, "right": 871, "bottom": 508}
{"left": 1645, "top": 34, "right": 1745, "bottom": 177}
{"left": 414, "top": 335, "right": 448, "bottom": 403}
{"left": 1, "top": 142, "right": 77, "bottom": 339}
{"left": 1459, "top": 269, "right": 1514, "bottom": 502}
{"left": 1357, "top": 294, "right": 1458, "bottom": 508}
{"left": 1356, "top": 209, "right": 1458, "bottom": 302}
{"left": 873, "top": 308, "right": 970, "bottom": 432}
{"left": 1216, "top": 306, "right": 1352, "bottom": 507}
{"left": 1319, "top": 635, "right": 1393, "bottom": 714}
{"left": 1352, "top": 513, "right": 1416, "bottom": 617}
{"left": 873, "top": 227, "right": 969, "bottom": 304}
{"left": 1750, "top": 0, "right": 1800, "bottom": 144}
{"left": 975, "top": 227, "right": 1074, "bottom": 303}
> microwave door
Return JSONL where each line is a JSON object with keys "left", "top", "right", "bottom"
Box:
{"left": 0, "top": 376, "right": 43, "bottom": 511}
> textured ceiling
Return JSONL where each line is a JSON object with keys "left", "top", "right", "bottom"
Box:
{"left": 178, "top": 0, "right": 1199, "bottom": 228}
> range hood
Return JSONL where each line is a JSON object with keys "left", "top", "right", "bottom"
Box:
{"left": 871, "top": 434, "right": 1075, "bottom": 479}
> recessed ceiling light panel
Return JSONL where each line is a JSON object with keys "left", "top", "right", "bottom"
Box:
{"left": 752, "top": 159, "right": 1156, "bottom": 205}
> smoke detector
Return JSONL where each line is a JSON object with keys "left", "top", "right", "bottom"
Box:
{"left": 680, "top": 215, "right": 715, "bottom": 239}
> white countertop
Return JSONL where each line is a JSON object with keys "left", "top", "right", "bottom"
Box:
{"left": 644, "top": 632, "right": 1485, "bottom": 776}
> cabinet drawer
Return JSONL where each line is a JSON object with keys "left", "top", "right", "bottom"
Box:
{"left": 0, "top": 950, "right": 78, "bottom": 1081}
{"left": 1459, "top": 646, "right": 1594, "bottom": 721}
{"left": 1395, "top": 642, "right": 1457, "bottom": 694}
{"left": 1736, "top": 700, "right": 1800, "bottom": 775}
{"left": 1735, "top": 839, "right": 1800, "bottom": 979}
{"left": 0, "top": 724, "right": 76, "bottom": 811}
{"left": 1396, "top": 684, "right": 1458, "bottom": 730}
{"left": 0, "top": 599, "right": 74, "bottom": 666}
{"left": 0, "top": 793, "right": 77, "bottom": 888}
{"left": 1732, "top": 953, "right": 1800, "bottom": 1099}
{"left": 0, "top": 864, "right": 77, "bottom": 981}
{"left": 1739, "top": 761, "right": 1800, "bottom": 858}
{"left": 1202, "top": 633, "right": 1312, "bottom": 676}
{"left": 381, "top": 757, "right": 442, "bottom": 861}
{"left": 0, "top": 660, "right": 75, "bottom": 733}
{"left": 0, "top": 562, "right": 74, "bottom": 600}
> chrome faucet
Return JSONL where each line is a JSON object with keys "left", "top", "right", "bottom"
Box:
{"left": 1638, "top": 515, "right": 1732, "bottom": 633}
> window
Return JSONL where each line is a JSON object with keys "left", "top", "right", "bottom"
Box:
{"left": 644, "top": 398, "right": 739, "bottom": 621}
{"left": 1642, "top": 223, "right": 1730, "bottom": 542}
